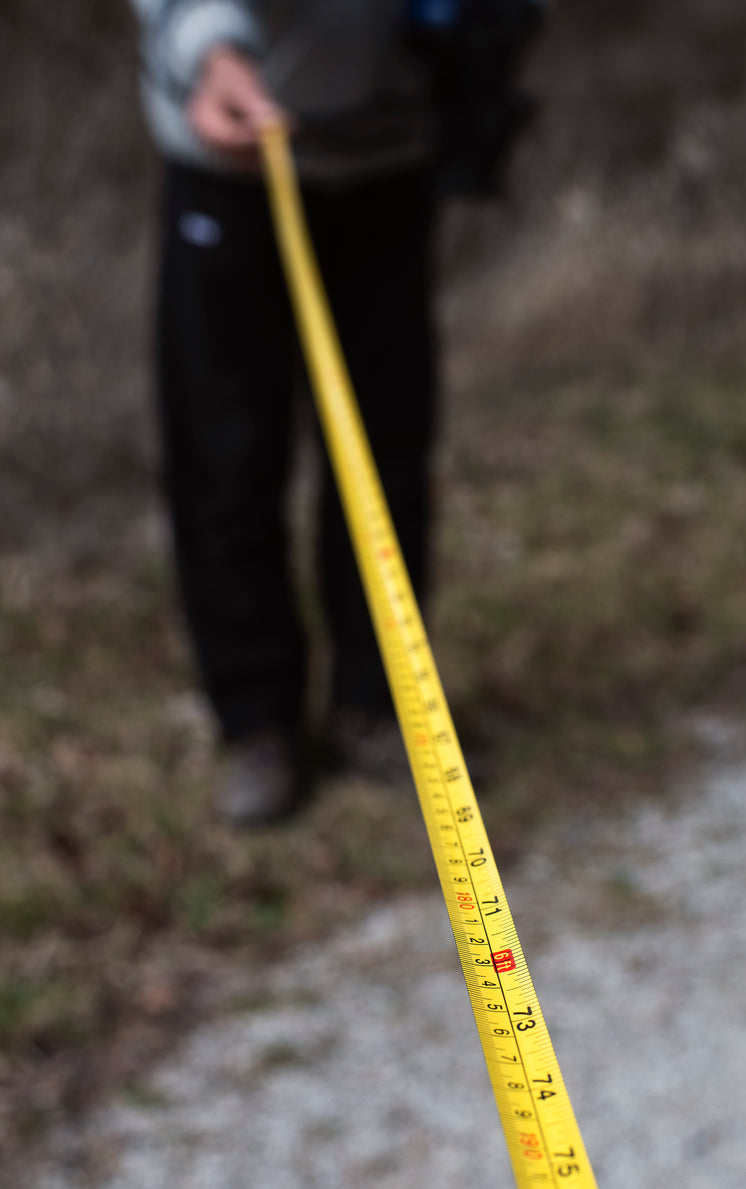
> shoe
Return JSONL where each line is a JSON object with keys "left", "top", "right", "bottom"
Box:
{"left": 218, "top": 729, "right": 300, "bottom": 827}
{"left": 328, "top": 708, "right": 410, "bottom": 785}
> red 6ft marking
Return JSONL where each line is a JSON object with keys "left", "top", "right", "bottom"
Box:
{"left": 492, "top": 949, "right": 517, "bottom": 975}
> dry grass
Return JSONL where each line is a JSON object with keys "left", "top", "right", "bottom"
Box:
{"left": 4, "top": 353, "right": 746, "bottom": 1146}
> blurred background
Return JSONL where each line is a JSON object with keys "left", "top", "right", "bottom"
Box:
{"left": 2, "top": 0, "right": 746, "bottom": 1169}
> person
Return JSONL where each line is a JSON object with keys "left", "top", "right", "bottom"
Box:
{"left": 128, "top": 0, "right": 544, "bottom": 826}
{"left": 128, "top": 0, "right": 441, "bottom": 825}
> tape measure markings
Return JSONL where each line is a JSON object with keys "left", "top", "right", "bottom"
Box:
{"left": 260, "top": 125, "right": 598, "bottom": 1189}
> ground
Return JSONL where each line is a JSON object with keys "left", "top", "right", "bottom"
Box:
{"left": 19, "top": 718, "right": 746, "bottom": 1188}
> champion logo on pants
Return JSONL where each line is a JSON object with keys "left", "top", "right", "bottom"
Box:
{"left": 178, "top": 211, "right": 223, "bottom": 247}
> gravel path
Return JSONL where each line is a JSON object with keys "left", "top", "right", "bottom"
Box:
{"left": 30, "top": 723, "right": 746, "bottom": 1188}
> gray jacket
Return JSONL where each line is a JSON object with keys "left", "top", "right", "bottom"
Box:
{"left": 129, "top": 0, "right": 432, "bottom": 183}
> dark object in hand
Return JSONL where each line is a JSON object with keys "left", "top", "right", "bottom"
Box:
{"left": 406, "top": 0, "right": 546, "bottom": 197}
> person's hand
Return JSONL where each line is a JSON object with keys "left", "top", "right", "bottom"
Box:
{"left": 188, "top": 46, "right": 289, "bottom": 164}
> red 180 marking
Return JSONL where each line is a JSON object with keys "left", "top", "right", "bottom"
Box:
{"left": 457, "top": 892, "right": 475, "bottom": 912}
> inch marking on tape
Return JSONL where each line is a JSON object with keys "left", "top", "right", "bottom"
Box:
{"left": 260, "top": 125, "right": 598, "bottom": 1189}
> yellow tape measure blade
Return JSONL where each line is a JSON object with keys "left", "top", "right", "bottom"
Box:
{"left": 260, "top": 125, "right": 598, "bottom": 1189}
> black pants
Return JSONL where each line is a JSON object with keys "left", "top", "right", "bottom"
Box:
{"left": 157, "top": 162, "right": 437, "bottom": 742}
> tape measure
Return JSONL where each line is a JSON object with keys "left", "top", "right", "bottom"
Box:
{"left": 260, "top": 126, "right": 598, "bottom": 1189}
